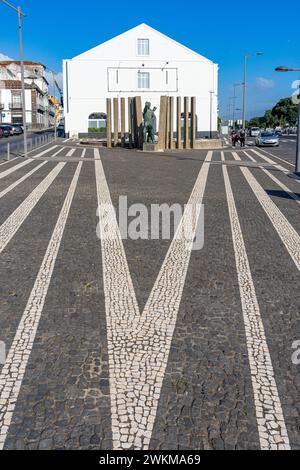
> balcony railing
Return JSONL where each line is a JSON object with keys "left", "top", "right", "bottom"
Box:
{"left": 9, "top": 102, "right": 23, "bottom": 110}
{"left": 37, "top": 103, "right": 45, "bottom": 112}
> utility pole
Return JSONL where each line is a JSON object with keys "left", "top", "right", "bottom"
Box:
{"left": 209, "top": 91, "right": 214, "bottom": 139}
{"left": 233, "top": 83, "right": 243, "bottom": 130}
{"left": 51, "top": 71, "right": 57, "bottom": 140}
{"left": 275, "top": 66, "right": 300, "bottom": 175}
{"left": 18, "top": 5, "right": 27, "bottom": 157}
{"left": 1, "top": 1, "right": 27, "bottom": 158}
{"left": 242, "top": 52, "right": 263, "bottom": 129}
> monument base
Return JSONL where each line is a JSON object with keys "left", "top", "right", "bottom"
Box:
{"left": 142, "top": 143, "right": 164, "bottom": 152}
{"left": 192, "top": 139, "right": 224, "bottom": 149}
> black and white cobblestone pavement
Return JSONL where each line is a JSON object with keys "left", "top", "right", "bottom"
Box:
{"left": 0, "top": 140, "right": 299, "bottom": 450}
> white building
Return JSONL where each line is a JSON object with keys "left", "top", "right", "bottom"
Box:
{"left": 63, "top": 24, "right": 218, "bottom": 138}
{"left": 0, "top": 61, "right": 54, "bottom": 129}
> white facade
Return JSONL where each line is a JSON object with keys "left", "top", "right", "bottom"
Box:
{"left": 63, "top": 24, "right": 218, "bottom": 137}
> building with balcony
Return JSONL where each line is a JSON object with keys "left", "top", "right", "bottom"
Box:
{"left": 0, "top": 60, "right": 53, "bottom": 128}
{"left": 63, "top": 23, "right": 218, "bottom": 138}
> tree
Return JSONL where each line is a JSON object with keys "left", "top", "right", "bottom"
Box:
{"left": 271, "top": 97, "right": 298, "bottom": 126}
{"left": 247, "top": 96, "right": 298, "bottom": 129}
{"left": 264, "top": 110, "right": 276, "bottom": 128}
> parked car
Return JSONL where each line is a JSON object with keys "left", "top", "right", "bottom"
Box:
{"left": 250, "top": 126, "right": 260, "bottom": 137}
{"left": 0, "top": 125, "right": 12, "bottom": 137}
{"left": 255, "top": 131, "right": 279, "bottom": 147}
{"left": 0, "top": 127, "right": 3, "bottom": 139}
{"left": 2, "top": 123, "right": 23, "bottom": 135}
{"left": 10, "top": 124, "right": 23, "bottom": 135}
{"left": 57, "top": 123, "right": 65, "bottom": 138}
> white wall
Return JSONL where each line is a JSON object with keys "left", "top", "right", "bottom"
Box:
{"left": 0, "top": 89, "right": 32, "bottom": 124}
{"left": 63, "top": 24, "right": 219, "bottom": 137}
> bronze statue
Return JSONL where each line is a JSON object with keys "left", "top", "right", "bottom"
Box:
{"left": 143, "top": 102, "right": 157, "bottom": 143}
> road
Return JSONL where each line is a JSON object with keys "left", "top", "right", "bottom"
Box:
{"left": 0, "top": 138, "right": 299, "bottom": 450}
{"left": 223, "top": 134, "right": 298, "bottom": 168}
{"left": 0, "top": 129, "right": 54, "bottom": 159}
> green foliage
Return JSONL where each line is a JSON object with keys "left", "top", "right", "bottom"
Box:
{"left": 88, "top": 127, "right": 106, "bottom": 133}
{"left": 271, "top": 97, "right": 298, "bottom": 126}
{"left": 248, "top": 97, "right": 298, "bottom": 128}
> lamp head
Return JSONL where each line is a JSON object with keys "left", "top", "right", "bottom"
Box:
{"left": 275, "top": 66, "right": 289, "bottom": 72}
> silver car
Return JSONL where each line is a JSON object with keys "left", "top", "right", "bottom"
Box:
{"left": 255, "top": 131, "right": 279, "bottom": 147}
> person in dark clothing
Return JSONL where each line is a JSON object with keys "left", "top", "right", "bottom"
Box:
{"left": 239, "top": 129, "right": 246, "bottom": 148}
{"left": 231, "top": 130, "right": 238, "bottom": 147}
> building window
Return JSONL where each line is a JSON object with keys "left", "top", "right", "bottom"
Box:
{"left": 137, "top": 39, "right": 149, "bottom": 56}
{"left": 88, "top": 112, "right": 107, "bottom": 131}
{"left": 138, "top": 71, "right": 150, "bottom": 89}
{"left": 12, "top": 114, "right": 23, "bottom": 124}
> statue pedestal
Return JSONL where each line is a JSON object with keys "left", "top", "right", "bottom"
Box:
{"left": 142, "top": 143, "right": 164, "bottom": 152}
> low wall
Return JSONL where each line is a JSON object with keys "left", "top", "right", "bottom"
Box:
{"left": 193, "top": 139, "right": 223, "bottom": 149}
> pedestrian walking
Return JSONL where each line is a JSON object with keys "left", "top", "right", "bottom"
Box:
{"left": 231, "top": 130, "right": 238, "bottom": 147}
{"left": 239, "top": 129, "right": 246, "bottom": 148}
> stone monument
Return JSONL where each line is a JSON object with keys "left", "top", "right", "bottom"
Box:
{"left": 142, "top": 102, "right": 157, "bottom": 144}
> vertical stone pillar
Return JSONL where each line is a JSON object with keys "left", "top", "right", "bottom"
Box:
{"left": 176, "top": 97, "right": 182, "bottom": 149}
{"left": 184, "top": 96, "right": 190, "bottom": 149}
{"left": 128, "top": 97, "right": 133, "bottom": 148}
{"left": 191, "top": 97, "right": 196, "bottom": 149}
{"left": 169, "top": 96, "right": 175, "bottom": 149}
{"left": 158, "top": 96, "right": 168, "bottom": 151}
{"left": 121, "top": 97, "right": 126, "bottom": 147}
{"left": 113, "top": 97, "right": 119, "bottom": 147}
{"left": 106, "top": 98, "right": 112, "bottom": 148}
{"left": 165, "top": 97, "right": 170, "bottom": 149}
{"left": 134, "top": 96, "right": 143, "bottom": 149}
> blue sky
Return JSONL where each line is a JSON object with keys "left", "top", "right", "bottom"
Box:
{"left": 0, "top": 0, "right": 299, "bottom": 119}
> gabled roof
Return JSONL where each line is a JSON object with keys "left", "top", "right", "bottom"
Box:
{"left": 72, "top": 23, "right": 214, "bottom": 63}
{"left": 0, "top": 60, "right": 46, "bottom": 68}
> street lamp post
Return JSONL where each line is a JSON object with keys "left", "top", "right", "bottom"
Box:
{"left": 49, "top": 70, "right": 58, "bottom": 140}
{"left": 233, "top": 83, "right": 243, "bottom": 130}
{"left": 242, "top": 52, "right": 263, "bottom": 130}
{"left": 275, "top": 66, "right": 300, "bottom": 175}
{"left": 209, "top": 90, "right": 214, "bottom": 139}
{"left": 1, "top": 1, "right": 27, "bottom": 158}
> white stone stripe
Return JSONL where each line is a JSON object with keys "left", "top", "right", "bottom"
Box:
{"left": 51, "top": 147, "right": 66, "bottom": 158}
{"left": 0, "top": 157, "right": 19, "bottom": 167}
{"left": 0, "top": 145, "right": 57, "bottom": 181}
{"left": 81, "top": 149, "right": 86, "bottom": 159}
{"left": 232, "top": 151, "right": 300, "bottom": 271}
{"left": 30, "top": 145, "right": 58, "bottom": 159}
{"left": 250, "top": 149, "right": 289, "bottom": 174}
{"left": 0, "top": 161, "right": 82, "bottom": 449}
{"left": 256, "top": 148, "right": 294, "bottom": 168}
{"left": 221, "top": 152, "right": 290, "bottom": 450}
{"left": 0, "top": 159, "right": 33, "bottom": 180}
{"left": 250, "top": 149, "right": 300, "bottom": 185}
{"left": 0, "top": 163, "right": 65, "bottom": 254}
{"left": 243, "top": 151, "right": 300, "bottom": 204}
{"left": 96, "top": 150, "right": 212, "bottom": 450}
{"left": 94, "top": 149, "right": 101, "bottom": 160}
{"left": 0, "top": 161, "right": 48, "bottom": 200}
{"left": 66, "top": 148, "right": 76, "bottom": 157}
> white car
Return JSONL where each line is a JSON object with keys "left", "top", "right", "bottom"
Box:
{"left": 255, "top": 131, "right": 279, "bottom": 147}
{"left": 250, "top": 127, "right": 260, "bottom": 137}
